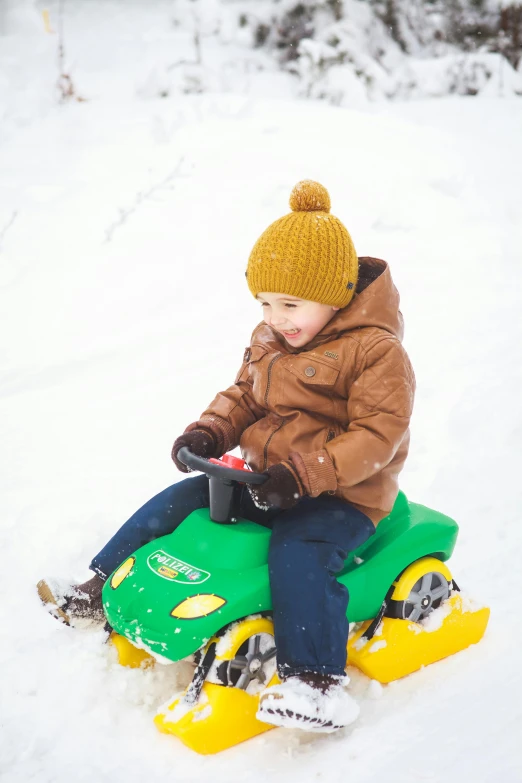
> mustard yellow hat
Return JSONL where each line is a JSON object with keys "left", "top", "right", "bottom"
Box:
{"left": 246, "top": 180, "right": 358, "bottom": 308}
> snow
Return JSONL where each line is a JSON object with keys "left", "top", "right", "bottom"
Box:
{"left": 193, "top": 703, "right": 213, "bottom": 722}
{"left": 1, "top": 3, "right": 522, "bottom": 782}
{"left": 161, "top": 690, "right": 211, "bottom": 723}
{"left": 420, "top": 591, "right": 484, "bottom": 632}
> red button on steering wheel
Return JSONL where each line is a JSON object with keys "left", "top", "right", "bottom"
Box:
{"left": 208, "top": 454, "right": 251, "bottom": 472}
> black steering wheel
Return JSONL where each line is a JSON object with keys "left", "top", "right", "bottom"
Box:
{"left": 177, "top": 447, "right": 267, "bottom": 484}
{"left": 176, "top": 446, "right": 267, "bottom": 523}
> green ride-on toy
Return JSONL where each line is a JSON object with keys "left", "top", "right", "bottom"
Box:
{"left": 103, "top": 447, "right": 490, "bottom": 755}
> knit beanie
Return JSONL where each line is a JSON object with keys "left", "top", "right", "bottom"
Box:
{"left": 246, "top": 180, "right": 358, "bottom": 308}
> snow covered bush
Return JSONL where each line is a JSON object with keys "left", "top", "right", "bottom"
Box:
{"left": 0, "top": 0, "right": 521, "bottom": 115}
{"left": 228, "top": 0, "right": 522, "bottom": 101}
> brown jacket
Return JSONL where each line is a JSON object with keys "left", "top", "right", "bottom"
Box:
{"left": 186, "top": 258, "right": 415, "bottom": 524}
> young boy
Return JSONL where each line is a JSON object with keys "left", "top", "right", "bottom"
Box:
{"left": 38, "top": 180, "right": 415, "bottom": 732}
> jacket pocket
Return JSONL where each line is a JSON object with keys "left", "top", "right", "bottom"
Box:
{"left": 284, "top": 355, "right": 340, "bottom": 386}
{"left": 281, "top": 355, "right": 340, "bottom": 415}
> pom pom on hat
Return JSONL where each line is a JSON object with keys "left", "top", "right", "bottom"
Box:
{"left": 289, "top": 180, "right": 331, "bottom": 213}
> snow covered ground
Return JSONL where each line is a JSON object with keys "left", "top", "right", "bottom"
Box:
{"left": 1, "top": 4, "right": 522, "bottom": 782}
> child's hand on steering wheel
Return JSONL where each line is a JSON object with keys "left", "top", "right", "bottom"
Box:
{"left": 248, "top": 461, "right": 305, "bottom": 510}
{"left": 171, "top": 429, "right": 220, "bottom": 473}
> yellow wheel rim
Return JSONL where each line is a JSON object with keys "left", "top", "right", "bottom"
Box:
{"left": 214, "top": 617, "right": 278, "bottom": 694}
{"left": 390, "top": 557, "right": 453, "bottom": 623}
{"left": 215, "top": 617, "right": 275, "bottom": 660}
{"left": 391, "top": 557, "right": 452, "bottom": 600}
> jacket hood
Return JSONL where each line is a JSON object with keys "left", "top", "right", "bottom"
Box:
{"left": 254, "top": 257, "right": 404, "bottom": 353}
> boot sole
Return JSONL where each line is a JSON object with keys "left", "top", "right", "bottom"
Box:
{"left": 36, "top": 579, "right": 71, "bottom": 625}
{"left": 257, "top": 705, "right": 343, "bottom": 733}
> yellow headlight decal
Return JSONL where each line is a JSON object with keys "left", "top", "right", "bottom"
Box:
{"left": 110, "top": 557, "right": 136, "bottom": 589}
{"left": 170, "top": 594, "right": 226, "bottom": 620}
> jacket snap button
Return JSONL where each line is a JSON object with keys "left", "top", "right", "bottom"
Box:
{"left": 304, "top": 366, "right": 316, "bottom": 377}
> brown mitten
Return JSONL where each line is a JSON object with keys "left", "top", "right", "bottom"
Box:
{"left": 171, "top": 429, "right": 219, "bottom": 473}
{"left": 248, "top": 461, "right": 305, "bottom": 510}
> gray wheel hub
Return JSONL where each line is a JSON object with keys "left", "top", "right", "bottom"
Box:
{"left": 227, "top": 633, "right": 277, "bottom": 692}
{"left": 402, "top": 571, "right": 450, "bottom": 622}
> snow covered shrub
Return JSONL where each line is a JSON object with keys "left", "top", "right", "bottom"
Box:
{"left": 289, "top": 0, "right": 404, "bottom": 102}
{"left": 275, "top": 3, "right": 316, "bottom": 61}
{"left": 368, "top": 0, "right": 445, "bottom": 54}
{"left": 284, "top": 0, "right": 522, "bottom": 101}
{"left": 233, "top": 0, "right": 344, "bottom": 62}
{"left": 369, "top": 0, "right": 522, "bottom": 70}
{"left": 3, "top": 0, "right": 520, "bottom": 110}
{"left": 498, "top": 4, "right": 522, "bottom": 68}
{"left": 391, "top": 51, "right": 522, "bottom": 98}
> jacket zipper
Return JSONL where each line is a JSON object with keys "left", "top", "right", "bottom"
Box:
{"left": 263, "top": 418, "right": 286, "bottom": 471}
{"left": 263, "top": 353, "right": 284, "bottom": 470}
{"left": 264, "top": 354, "right": 282, "bottom": 407}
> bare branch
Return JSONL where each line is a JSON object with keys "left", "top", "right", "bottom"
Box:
{"left": 104, "top": 158, "right": 185, "bottom": 243}
{"left": 168, "top": 5, "right": 202, "bottom": 71}
{"left": 56, "top": 0, "right": 85, "bottom": 102}
{"left": 0, "top": 211, "right": 18, "bottom": 254}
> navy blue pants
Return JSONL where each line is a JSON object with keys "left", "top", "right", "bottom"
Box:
{"left": 91, "top": 475, "right": 375, "bottom": 677}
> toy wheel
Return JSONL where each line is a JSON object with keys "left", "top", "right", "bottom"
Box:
{"left": 226, "top": 632, "right": 277, "bottom": 691}
{"left": 212, "top": 617, "right": 277, "bottom": 695}
{"left": 389, "top": 557, "right": 453, "bottom": 623}
{"left": 401, "top": 572, "right": 450, "bottom": 621}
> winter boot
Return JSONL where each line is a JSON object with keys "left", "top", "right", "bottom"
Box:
{"left": 256, "top": 671, "right": 359, "bottom": 733}
{"left": 37, "top": 573, "right": 106, "bottom": 625}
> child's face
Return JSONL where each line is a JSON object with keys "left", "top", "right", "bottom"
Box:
{"left": 256, "top": 292, "right": 340, "bottom": 349}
